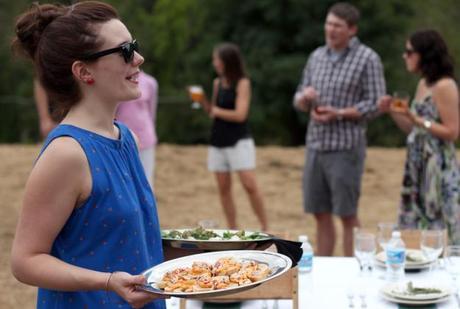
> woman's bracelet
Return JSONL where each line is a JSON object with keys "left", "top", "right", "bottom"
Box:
{"left": 105, "top": 272, "right": 118, "bottom": 291}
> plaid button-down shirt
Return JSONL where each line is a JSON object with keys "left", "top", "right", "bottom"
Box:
{"left": 294, "top": 37, "right": 386, "bottom": 151}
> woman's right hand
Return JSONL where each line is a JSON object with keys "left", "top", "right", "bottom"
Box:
{"left": 377, "top": 95, "right": 392, "bottom": 113}
{"left": 108, "top": 272, "right": 167, "bottom": 308}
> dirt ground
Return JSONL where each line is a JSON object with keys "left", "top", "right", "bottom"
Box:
{"left": 0, "top": 144, "right": 409, "bottom": 307}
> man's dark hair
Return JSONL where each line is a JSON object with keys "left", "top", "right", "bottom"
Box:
{"left": 328, "top": 2, "right": 360, "bottom": 26}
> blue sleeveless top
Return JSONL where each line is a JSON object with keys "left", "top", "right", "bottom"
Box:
{"left": 36, "top": 122, "right": 165, "bottom": 309}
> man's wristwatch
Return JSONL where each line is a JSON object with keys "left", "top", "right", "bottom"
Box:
{"left": 336, "top": 109, "right": 345, "bottom": 121}
{"left": 422, "top": 119, "right": 432, "bottom": 130}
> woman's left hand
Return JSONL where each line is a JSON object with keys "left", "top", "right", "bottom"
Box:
{"left": 108, "top": 272, "right": 168, "bottom": 308}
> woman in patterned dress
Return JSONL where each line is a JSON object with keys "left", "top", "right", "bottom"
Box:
{"left": 11, "top": 2, "right": 166, "bottom": 308}
{"left": 379, "top": 30, "right": 460, "bottom": 245}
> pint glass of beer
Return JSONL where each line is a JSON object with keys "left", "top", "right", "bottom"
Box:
{"left": 188, "top": 85, "right": 204, "bottom": 109}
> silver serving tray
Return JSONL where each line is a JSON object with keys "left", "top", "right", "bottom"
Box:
{"left": 161, "top": 229, "right": 273, "bottom": 250}
{"left": 139, "top": 250, "right": 292, "bottom": 298}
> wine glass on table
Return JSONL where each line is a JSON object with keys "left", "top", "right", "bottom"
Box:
{"left": 354, "top": 231, "right": 375, "bottom": 308}
{"left": 420, "top": 229, "right": 444, "bottom": 272}
{"left": 354, "top": 231, "right": 377, "bottom": 275}
{"left": 444, "top": 246, "right": 460, "bottom": 298}
{"left": 377, "top": 222, "right": 397, "bottom": 253}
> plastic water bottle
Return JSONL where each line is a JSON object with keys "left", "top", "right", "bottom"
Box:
{"left": 386, "top": 231, "right": 406, "bottom": 281}
{"left": 298, "top": 235, "right": 313, "bottom": 273}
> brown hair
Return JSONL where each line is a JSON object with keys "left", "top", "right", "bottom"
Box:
{"left": 214, "top": 43, "right": 246, "bottom": 86}
{"left": 409, "top": 29, "right": 455, "bottom": 85}
{"left": 328, "top": 2, "right": 360, "bottom": 26}
{"left": 12, "top": 1, "right": 118, "bottom": 118}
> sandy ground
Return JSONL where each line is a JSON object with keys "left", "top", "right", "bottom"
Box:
{"left": 0, "top": 144, "right": 409, "bottom": 307}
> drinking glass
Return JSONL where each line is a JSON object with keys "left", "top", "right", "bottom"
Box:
{"left": 354, "top": 232, "right": 376, "bottom": 274}
{"left": 188, "top": 85, "right": 204, "bottom": 109}
{"left": 420, "top": 229, "right": 444, "bottom": 272}
{"left": 197, "top": 219, "right": 218, "bottom": 229}
{"left": 444, "top": 246, "right": 460, "bottom": 293}
{"left": 391, "top": 91, "right": 410, "bottom": 112}
{"left": 377, "top": 222, "right": 397, "bottom": 252}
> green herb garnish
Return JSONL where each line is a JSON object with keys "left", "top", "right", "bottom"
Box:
{"left": 407, "top": 281, "right": 442, "bottom": 295}
{"left": 162, "top": 228, "right": 268, "bottom": 240}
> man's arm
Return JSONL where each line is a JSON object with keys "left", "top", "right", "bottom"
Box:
{"left": 293, "top": 56, "right": 316, "bottom": 112}
{"left": 353, "top": 52, "right": 386, "bottom": 121}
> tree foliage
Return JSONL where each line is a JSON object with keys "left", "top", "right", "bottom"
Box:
{"left": 0, "top": 0, "right": 458, "bottom": 146}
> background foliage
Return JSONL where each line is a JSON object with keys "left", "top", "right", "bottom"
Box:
{"left": 0, "top": 0, "right": 459, "bottom": 146}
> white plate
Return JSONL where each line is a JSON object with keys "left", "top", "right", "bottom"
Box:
{"left": 380, "top": 282, "right": 451, "bottom": 301}
{"left": 375, "top": 249, "right": 434, "bottom": 270}
{"left": 162, "top": 229, "right": 272, "bottom": 250}
{"left": 380, "top": 291, "right": 450, "bottom": 305}
{"left": 139, "top": 250, "right": 292, "bottom": 298}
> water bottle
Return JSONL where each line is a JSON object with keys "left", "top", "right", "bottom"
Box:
{"left": 298, "top": 235, "right": 313, "bottom": 273}
{"left": 386, "top": 231, "right": 406, "bottom": 281}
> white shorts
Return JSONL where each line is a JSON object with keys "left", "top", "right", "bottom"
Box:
{"left": 208, "top": 138, "right": 256, "bottom": 172}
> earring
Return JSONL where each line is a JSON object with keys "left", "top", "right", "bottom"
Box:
{"left": 85, "top": 78, "right": 95, "bottom": 85}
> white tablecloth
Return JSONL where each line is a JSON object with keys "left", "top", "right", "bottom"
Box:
{"left": 165, "top": 256, "right": 459, "bottom": 308}
{"left": 299, "top": 257, "right": 458, "bottom": 308}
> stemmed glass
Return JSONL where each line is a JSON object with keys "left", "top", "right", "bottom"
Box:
{"left": 377, "top": 222, "right": 397, "bottom": 253}
{"left": 353, "top": 232, "right": 375, "bottom": 308}
{"left": 444, "top": 246, "right": 460, "bottom": 296}
{"left": 354, "top": 232, "right": 377, "bottom": 274}
{"left": 420, "top": 230, "right": 444, "bottom": 272}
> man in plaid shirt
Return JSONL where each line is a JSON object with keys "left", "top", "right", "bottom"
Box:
{"left": 294, "top": 2, "right": 386, "bottom": 256}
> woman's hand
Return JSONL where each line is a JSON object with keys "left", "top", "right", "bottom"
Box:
{"left": 377, "top": 95, "right": 392, "bottom": 113}
{"left": 108, "top": 272, "right": 167, "bottom": 308}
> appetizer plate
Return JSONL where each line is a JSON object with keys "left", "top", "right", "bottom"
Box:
{"left": 380, "top": 291, "right": 450, "bottom": 305}
{"left": 139, "top": 250, "right": 292, "bottom": 298}
{"left": 380, "top": 281, "right": 451, "bottom": 301}
{"left": 162, "top": 229, "right": 273, "bottom": 250}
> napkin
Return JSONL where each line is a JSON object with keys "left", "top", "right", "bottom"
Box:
{"left": 270, "top": 238, "right": 303, "bottom": 268}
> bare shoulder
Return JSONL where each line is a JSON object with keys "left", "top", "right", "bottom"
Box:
{"left": 432, "top": 78, "right": 458, "bottom": 93}
{"left": 213, "top": 78, "right": 220, "bottom": 87}
{"left": 37, "top": 136, "right": 86, "bottom": 168}
{"left": 237, "top": 78, "right": 251, "bottom": 89}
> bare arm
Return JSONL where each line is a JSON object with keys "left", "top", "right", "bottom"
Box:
{"left": 389, "top": 112, "right": 414, "bottom": 135}
{"left": 11, "top": 137, "right": 162, "bottom": 307}
{"left": 385, "top": 79, "right": 459, "bottom": 139}
{"left": 378, "top": 81, "right": 422, "bottom": 134}
{"left": 34, "top": 79, "right": 57, "bottom": 138}
{"left": 211, "top": 78, "right": 251, "bottom": 123}
{"left": 416, "top": 79, "right": 459, "bottom": 141}
{"left": 11, "top": 137, "right": 101, "bottom": 290}
{"left": 197, "top": 79, "right": 218, "bottom": 115}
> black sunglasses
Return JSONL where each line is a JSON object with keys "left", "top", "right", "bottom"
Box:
{"left": 404, "top": 48, "right": 415, "bottom": 56}
{"left": 82, "top": 40, "right": 139, "bottom": 63}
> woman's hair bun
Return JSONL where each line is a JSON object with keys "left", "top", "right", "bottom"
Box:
{"left": 12, "top": 3, "right": 66, "bottom": 59}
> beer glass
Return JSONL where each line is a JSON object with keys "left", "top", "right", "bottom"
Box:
{"left": 188, "top": 85, "right": 204, "bottom": 109}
